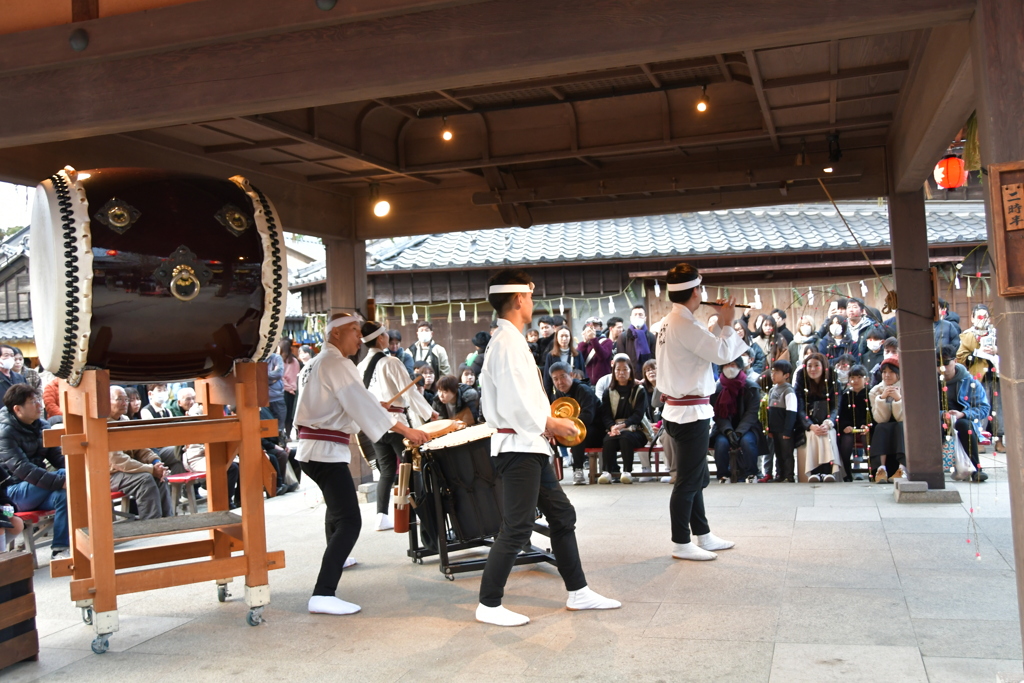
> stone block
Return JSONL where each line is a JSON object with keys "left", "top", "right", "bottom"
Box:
{"left": 356, "top": 483, "right": 376, "bottom": 504}
{"left": 997, "top": 674, "right": 1024, "bottom": 683}
{"left": 896, "top": 480, "right": 928, "bottom": 493}
{"left": 893, "top": 486, "right": 962, "bottom": 504}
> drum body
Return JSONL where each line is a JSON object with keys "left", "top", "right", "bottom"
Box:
{"left": 419, "top": 425, "right": 502, "bottom": 542}
{"left": 30, "top": 167, "right": 285, "bottom": 384}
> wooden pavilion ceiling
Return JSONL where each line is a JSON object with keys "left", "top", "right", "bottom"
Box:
{"left": 0, "top": 0, "right": 976, "bottom": 240}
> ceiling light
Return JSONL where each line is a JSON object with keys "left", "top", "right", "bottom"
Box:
{"left": 441, "top": 116, "right": 453, "bottom": 142}
{"left": 369, "top": 183, "right": 390, "bottom": 217}
{"left": 696, "top": 85, "right": 709, "bottom": 113}
{"left": 823, "top": 167, "right": 834, "bottom": 173}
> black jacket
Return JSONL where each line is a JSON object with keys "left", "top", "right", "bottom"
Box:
{"left": 432, "top": 384, "right": 482, "bottom": 424}
{"left": 0, "top": 407, "right": 65, "bottom": 492}
{"left": 600, "top": 383, "right": 648, "bottom": 431}
{"left": 709, "top": 379, "right": 762, "bottom": 439}
{"left": 615, "top": 328, "right": 657, "bottom": 376}
{"left": 0, "top": 370, "right": 26, "bottom": 400}
{"left": 794, "top": 367, "right": 840, "bottom": 430}
{"left": 542, "top": 350, "right": 587, "bottom": 396}
{"left": 552, "top": 380, "right": 599, "bottom": 432}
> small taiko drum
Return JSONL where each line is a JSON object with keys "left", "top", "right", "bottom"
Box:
{"left": 30, "top": 166, "right": 286, "bottom": 384}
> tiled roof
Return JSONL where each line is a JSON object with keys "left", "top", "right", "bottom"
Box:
{"left": 0, "top": 319, "right": 34, "bottom": 342}
{"left": 289, "top": 201, "right": 987, "bottom": 286}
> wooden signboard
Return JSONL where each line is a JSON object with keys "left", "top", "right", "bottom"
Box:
{"left": 988, "top": 161, "right": 1024, "bottom": 296}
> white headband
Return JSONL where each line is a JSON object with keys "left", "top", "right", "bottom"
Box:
{"left": 666, "top": 276, "right": 702, "bottom": 292}
{"left": 325, "top": 313, "right": 363, "bottom": 334}
{"left": 489, "top": 283, "right": 535, "bottom": 294}
{"left": 361, "top": 324, "right": 388, "bottom": 344}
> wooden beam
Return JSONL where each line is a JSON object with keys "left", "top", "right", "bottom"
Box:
{"left": 472, "top": 163, "right": 862, "bottom": 205}
{"left": 744, "top": 50, "right": 778, "bottom": 150}
{"left": 888, "top": 21, "right": 973, "bottom": 193}
{"left": 639, "top": 63, "right": 662, "bottom": 89}
{"left": 0, "top": 0, "right": 485, "bottom": 77}
{"left": 203, "top": 138, "right": 302, "bottom": 154}
{"left": 435, "top": 89, "right": 474, "bottom": 111}
{"left": 629, "top": 254, "right": 967, "bottom": 278}
{"left": 771, "top": 90, "right": 902, "bottom": 112}
{"left": 0, "top": 0, "right": 974, "bottom": 148}
{"left": 714, "top": 54, "right": 733, "bottom": 82}
{"left": 761, "top": 61, "right": 909, "bottom": 90}
{"left": 242, "top": 115, "right": 440, "bottom": 185}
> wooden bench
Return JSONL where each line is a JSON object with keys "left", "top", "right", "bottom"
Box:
{"left": 585, "top": 446, "right": 675, "bottom": 484}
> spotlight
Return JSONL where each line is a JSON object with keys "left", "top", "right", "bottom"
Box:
{"left": 822, "top": 167, "right": 834, "bottom": 173}
{"left": 369, "top": 183, "right": 390, "bottom": 217}
{"left": 696, "top": 85, "right": 709, "bottom": 113}
{"left": 441, "top": 116, "right": 453, "bottom": 142}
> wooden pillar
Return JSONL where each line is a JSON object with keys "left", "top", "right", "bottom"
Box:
{"left": 888, "top": 190, "right": 945, "bottom": 489}
{"left": 971, "top": 0, "right": 1024, "bottom": 654}
{"left": 324, "top": 236, "right": 372, "bottom": 485}
{"left": 324, "top": 237, "right": 367, "bottom": 316}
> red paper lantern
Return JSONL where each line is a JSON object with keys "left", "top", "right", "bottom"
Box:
{"left": 934, "top": 155, "right": 967, "bottom": 189}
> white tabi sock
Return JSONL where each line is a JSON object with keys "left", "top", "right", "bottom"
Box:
{"left": 566, "top": 586, "right": 621, "bottom": 611}
{"left": 672, "top": 542, "right": 717, "bottom": 561}
{"left": 308, "top": 595, "right": 361, "bottom": 615}
{"left": 475, "top": 603, "right": 529, "bottom": 627}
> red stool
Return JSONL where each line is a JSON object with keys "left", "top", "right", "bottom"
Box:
{"left": 14, "top": 510, "right": 55, "bottom": 569}
{"left": 166, "top": 472, "right": 207, "bottom": 515}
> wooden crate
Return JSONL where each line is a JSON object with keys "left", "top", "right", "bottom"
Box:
{"left": 0, "top": 551, "right": 38, "bottom": 671}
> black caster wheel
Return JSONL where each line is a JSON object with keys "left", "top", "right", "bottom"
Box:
{"left": 217, "top": 584, "right": 229, "bottom": 603}
{"left": 246, "top": 608, "right": 263, "bottom": 626}
{"left": 81, "top": 606, "right": 93, "bottom": 625}
{"left": 91, "top": 635, "right": 110, "bottom": 654}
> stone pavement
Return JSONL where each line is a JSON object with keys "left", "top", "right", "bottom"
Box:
{"left": 6, "top": 463, "right": 1023, "bottom": 683}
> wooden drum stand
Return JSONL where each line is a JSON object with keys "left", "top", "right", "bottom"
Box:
{"left": 44, "top": 363, "right": 285, "bottom": 654}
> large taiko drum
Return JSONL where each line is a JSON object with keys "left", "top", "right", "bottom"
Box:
{"left": 30, "top": 166, "right": 286, "bottom": 384}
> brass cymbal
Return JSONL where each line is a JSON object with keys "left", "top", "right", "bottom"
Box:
{"left": 551, "top": 396, "right": 581, "bottom": 420}
{"left": 556, "top": 417, "right": 587, "bottom": 447}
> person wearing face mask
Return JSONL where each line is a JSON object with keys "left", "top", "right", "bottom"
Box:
{"left": 859, "top": 328, "right": 886, "bottom": 380}
{"left": 708, "top": 355, "right": 764, "bottom": 484}
{"left": 957, "top": 304, "right": 1003, "bottom": 452}
{"left": 937, "top": 344, "right": 990, "bottom": 482}
{"left": 615, "top": 305, "right": 657, "bottom": 378}
{"left": 788, "top": 315, "right": 819, "bottom": 367}
{"left": 408, "top": 322, "right": 451, "bottom": 378}
{"left": 0, "top": 345, "right": 27, "bottom": 399}
{"left": 817, "top": 315, "right": 858, "bottom": 365}
{"left": 832, "top": 354, "right": 855, "bottom": 392}
{"left": 139, "top": 383, "right": 189, "bottom": 474}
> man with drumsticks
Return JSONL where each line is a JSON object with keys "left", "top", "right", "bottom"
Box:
{"left": 357, "top": 320, "right": 438, "bottom": 532}
{"left": 293, "top": 311, "right": 429, "bottom": 616}
{"left": 658, "top": 263, "right": 748, "bottom": 561}
{"left": 477, "top": 269, "right": 620, "bottom": 627}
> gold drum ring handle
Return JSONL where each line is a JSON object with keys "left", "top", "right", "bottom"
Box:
{"left": 170, "top": 265, "right": 200, "bottom": 302}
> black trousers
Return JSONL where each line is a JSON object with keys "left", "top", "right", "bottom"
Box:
{"left": 479, "top": 451, "right": 587, "bottom": 607}
{"left": 283, "top": 391, "right": 297, "bottom": 440}
{"left": 372, "top": 431, "right": 405, "bottom": 515}
{"left": 300, "top": 460, "right": 361, "bottom": 597}
{"left": 569, "top": 427, "right": 604, "bottom": 470}
{"left": 771, "top": 433, "right": 795, "bottom": 481}
{"left": 601, "top": 429, "right": 648, "bottom": 473}
{"left": 665, "top": 419, "right": 712, "bottom": 545}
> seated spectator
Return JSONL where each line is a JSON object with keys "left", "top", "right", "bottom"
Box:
{"left": 957, "top": 304, "right": 1002, "bottom": 452}
{"left": 788, "top": 314, "right": 819, "bottom": 367}
{"left": 548, "top": 362, "right": 602, "bottom": 486}
{"left": 837, "top": 364, "right": 871, "bottom": 482}
{"left": 1, "top": 464, "right": 27, "bottom": 552}
{"left": 125, "top": 386, "right": 143, "bottom": 420}
{"left": 818, "top": 314, "right": 857, "bottom": 365}
{"left": 543, "top": 326, "right": 585, "bottom": 396}
{"left": 259, "top": 406, "right": 291, "bottom": 496}
{"left": 169, "top": 387, "right": 199, "bottom": 417}
{"left": 869, "top": 358, "right": 906, "bottom": 482}
{"left": 432, "top": 374, "right": 481, "bottom": 425}
{"left": 0, "top": 345, "right": 27, "bottom": 397}
{"left": 796, "top": 353, "right": 840, "bottom": 482}
{"left": 709, "top": 356, "right": 763, "bottom": 484}
{"left": 387, "top": 330, "right": 415, "bottom": 378}
{"left": 139, "top": 384, "right": 187, "bottom": 473}
{"left": 578, "top": 317, "right": 614, "bottom": 386}
{"left": 457, "top": 363, "right": 479, "bottom": 390}
{"left": 14, "top": 350, "right": 41, "bottom": 393}
{"left": 615, "top": 305, "right": 656, "bottom": 377}
{"left": 937, "top": 344, "right": 989, "bottom": 482}
{"left": 0, "top": 385, "right": 68, "bottom": 558}
{"left": 597, "top": 355, "right": 648, "bottom": 484}
{"left": 413, "top": 361, "right": 438, "bottom": 406}
{"left": 42, "top": 377, "right": 63, "bottom": 424}
{"left": 859, "top": 327, "right": 886, "bottom": 377}
{"left": 109, "top": 386, "right": 173, "bottom": 519}
{"left": 764, "top": 359, "right": 798, "bottom": 483}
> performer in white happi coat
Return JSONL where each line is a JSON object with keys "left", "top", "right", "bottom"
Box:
{"left": 475, "top": 268, "right": 620, "bottom": 627}
{"left": 356, "top": 320, "right": 437, "bottom": 531}
{"left": 293, "top": 312, "right": 429, "bottom": 616}
{"left": 657, "top": 263, "right": 749, "bottom": 561}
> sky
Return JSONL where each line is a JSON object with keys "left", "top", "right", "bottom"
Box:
{"left": 0, "top": 181, "right": 32, "bottom": 230}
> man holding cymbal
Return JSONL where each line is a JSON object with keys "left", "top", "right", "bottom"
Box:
{"left": 657, "top": 263, "right": 749, "bottom": 562}
{"left": 476, "top": 268, "right": 620, "bottom": 627}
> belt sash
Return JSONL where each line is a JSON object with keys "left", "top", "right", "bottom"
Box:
{"left": 664, "top": 395, "right": 711, "bottom": 406}
{"left": 297, "top": 426, "right": 351, "bottom": 445}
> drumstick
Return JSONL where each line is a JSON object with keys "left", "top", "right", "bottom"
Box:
{"left": 384, "top": 375, "right": 425, "bottom": 408}
{"left": 701, "top": 301, "right": 752, "bottom": 309}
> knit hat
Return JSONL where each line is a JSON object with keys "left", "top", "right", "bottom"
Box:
{"left": 879, "top": 358, "right": 900, "bottom": 376}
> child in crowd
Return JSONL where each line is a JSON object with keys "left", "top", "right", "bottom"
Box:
{"left": 832, "top": 354, "right": 855, "bottom": 391}
{"left": 795, "top": 352, "right": 840, "bottom": 482}
{"left": 764, "top": 359, "right": 798, "bottom": 483}
{"left": 869, "top": 358, "right": 906, "bottom": 482}
{"left": 837, "top": 364, "right": 871, "bottom": 482}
